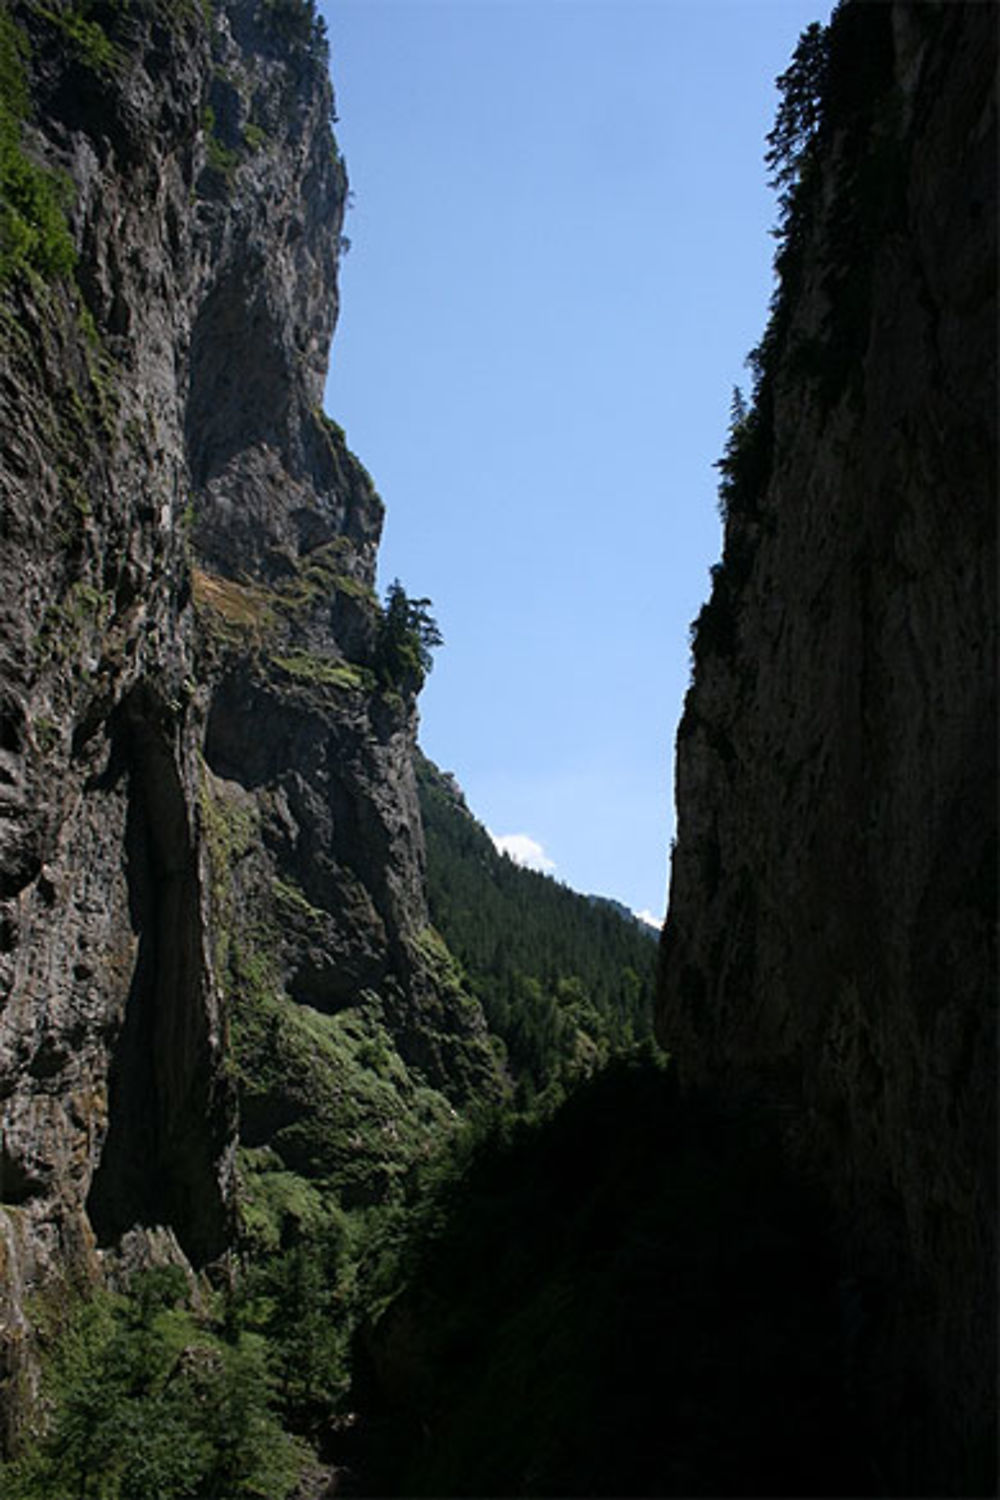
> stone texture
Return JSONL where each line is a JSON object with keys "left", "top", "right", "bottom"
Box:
{"left": 0, "top": 0, "right": 497, "bottom": 1440}
{"left": 657, "top": 6, "right": 996, "bottom": 1492}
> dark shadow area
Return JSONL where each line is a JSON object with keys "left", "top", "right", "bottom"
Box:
{"left": 86, "top": 690, "right": 232, "bottom": 1266}
{"left": 202, "top": 669, "right": 291, "bottom": 792}
{"left": 347, "top": 1052, "right": 872, "bottom": 1498}
{"left": 185, "top": 263, "right": 291, "bottom": 492}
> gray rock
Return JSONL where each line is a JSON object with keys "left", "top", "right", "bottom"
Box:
{"left": 0, "top": 0, "right": 497, "bottom": 1439}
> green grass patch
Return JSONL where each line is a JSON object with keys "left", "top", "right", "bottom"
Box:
{"left": 0, "top": 6, "right": 76, "bottom": 286}
{"left": 276, "top": 537, "right": 377, "bottom": 612}
{"left": 272, "top": 875, "right": 326, "bottom": 923}
{"left": 191, "top": 567, "right": 277, "bottom": 635}
{"left": 270, "top": 649, "right": 365, "bottom": 689}
{"left": 28, "top": 2, "right": 120, "bottom": 73}
{"left": 202, "top": 103, "right": 239, "bottom": 177}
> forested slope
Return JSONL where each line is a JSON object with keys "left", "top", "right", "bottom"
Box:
{"left": 417, "top": 754, "right": 657, "bottom": 1101}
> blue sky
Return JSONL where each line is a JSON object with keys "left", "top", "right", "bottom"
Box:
{"left": 320, "top": 0, "right": 823, "bottom": 923}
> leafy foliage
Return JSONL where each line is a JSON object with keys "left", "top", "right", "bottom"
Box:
{"left": 375, "top": 580, "right": 443, "bottom": 691}
{"left": 232, "top": 970, "right": 460, "bottom": 1211}
{"left": 1, "top": 1269, "right": 307, "bottom": 1499}
{"left": 417, "top": 755, "right": 657, "bottom": 1103}
{"left": 189, "top": 761, "right": 501, "bottom": 1466}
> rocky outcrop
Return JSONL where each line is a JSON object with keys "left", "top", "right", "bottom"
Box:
{"left": 658, "top": 5, "right": 996, "bottom": 1492}
{"left": 0, "top": 0, "right": 497, "bottom": 1438}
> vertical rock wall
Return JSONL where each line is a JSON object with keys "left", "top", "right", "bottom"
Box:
{"left": 2, "top": 5, "right": 235, "bottom": 1404}
{"left": 0, "top": 0, "right": 497, "bottom": 1437}
{"left": 657, "top": 5, "right": 996, "bottom": 1492}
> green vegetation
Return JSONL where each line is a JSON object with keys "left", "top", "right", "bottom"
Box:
{"left": 202, "top": 103, "right": 240, "bottom": 179}
{"left": 27, "top": 1, "right": 120, "bottom": 73}
{"left": 355, "top": 1053, "right": 865, "bottom": 1499}
{"left": 271, "top": 875, "right": 325, "bottom": 923}
{"left": 198, "top": 762, "right": 259, "bottom": 928}
{"left": 2, "top": 744, "right": 826, "bottom": 1493}
{"left": 1, "top": 1049, "right": 866, "bottom": 1499}
{"left": 193, "top": 769, "right": 473, "bottom": 1442}
{"left": 271, "top": 649, "right": 368, "bottom": 691}
{"left": 232, "top": 967, "right": 461, "bottom": 1213}
{"left": 33, "top": 580, "right": 112, "bottom": 667}
{"left": 317, "top": 410, "right": 346, "bottom": 446}
{"left": 280, "top": 537, "right": 374, "bottom": 609}
{"left": 31, "top": 714, "right": 59, "bottom": 753}
{"left": 2, "top": 0, "right": 225, "bottom": 282}
{"left": 0, "top": 1054, "right": 865, "bottom": 1499}
{"left": 255, "top": 0, "right": 328, "bottom": 62}
{"left": 191, "top": 555, "right": 383, "bottom": 704}
{"left": 765, "top": 19, "right": 829, "bottom": 215}
{"left": 692, "top": 1, "right": 900, "bottom": 663}
{"left": 375, "top": 579, "right": 443, "bottom": 691}
{"left": 0, "top": 1267, "right": 308, "bottom": 1498}
{"left": 156, "top": 751, "right": 664, "bottom": 1487}
{"left": 219, "top": 937, "right": 473, "bottom": 1436}
{"left": 0, "top": 4, "right": 76, "bottom": 285}
{"left": 191, "top": 550, "right": 376, "bottom": 665}
{"left": 417, "top": 754, "right": 657, "bottom": 1104}
{"left": 242, "top": 120, "right": 267, "bottom": 153}
{"left": 314, "top": 410, "right": 373, "bottom": 494}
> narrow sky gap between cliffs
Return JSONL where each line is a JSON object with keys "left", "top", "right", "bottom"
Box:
{"left": 322, "top": 0, "right": 823, "bottom": 922}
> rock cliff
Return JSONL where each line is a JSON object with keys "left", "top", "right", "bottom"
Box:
{"left": 0, "top": 0, "right": 497, "bottom": 1434}
{"left": 658, "top": 4, "right": 996, "bottom": 1492}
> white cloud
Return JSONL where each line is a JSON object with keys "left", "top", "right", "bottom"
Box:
{"left": 489, "top": 830, "right": 557, "bottom": 874}
{"left": 635, "top": 909, "right": 664, "bottom": 931}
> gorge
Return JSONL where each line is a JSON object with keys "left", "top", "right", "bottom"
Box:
{"left": 0, "top": 1, "right": 995, "bottom": 1496}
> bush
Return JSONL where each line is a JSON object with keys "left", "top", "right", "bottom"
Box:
{"left": 1, "top": 1271, "right": 307, "bottom": 1499}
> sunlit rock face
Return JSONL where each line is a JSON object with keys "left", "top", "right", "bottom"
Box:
{"left": 0, "top": 0, "right": 497, "bottom": 1435}
{"left": 658, "top": 4, "right": 996, "bottom": 1492}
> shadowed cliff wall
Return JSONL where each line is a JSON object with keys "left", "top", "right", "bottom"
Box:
{"left": 658, "top": 4, "right": 996, "bottom": 1492}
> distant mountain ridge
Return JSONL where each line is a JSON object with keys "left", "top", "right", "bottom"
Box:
{"left": 416, "top": 753, "right": 658, "bottom": 1103}
{"left": 585, "top": 892, "right": 660, "bottom": 934}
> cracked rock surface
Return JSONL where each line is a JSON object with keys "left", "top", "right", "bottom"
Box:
{"left": 0, "top": 0, "right": 498, "bottom": 1436}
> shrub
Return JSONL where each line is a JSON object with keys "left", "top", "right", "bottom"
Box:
{"left": 0, "top": 1271, "right": 307, "bottom": 1499}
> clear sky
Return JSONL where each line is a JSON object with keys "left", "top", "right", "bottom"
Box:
{"left": 319, "top": 0, "right": 823, "bottom": 924}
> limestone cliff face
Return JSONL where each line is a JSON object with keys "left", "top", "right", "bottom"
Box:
{"left": 0, "top": 0, "right": 496, "bottom": 1427}
{"left": 658, "top": 4, "right": 996, "bottom": 1491}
